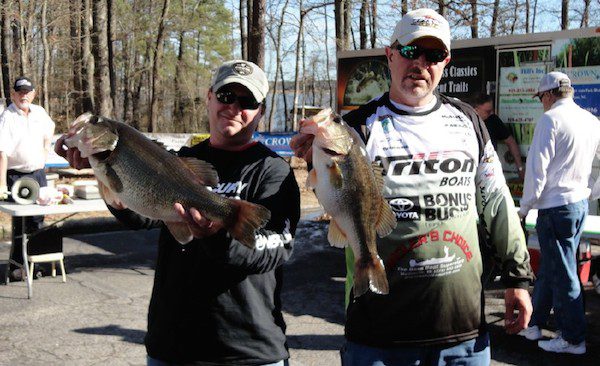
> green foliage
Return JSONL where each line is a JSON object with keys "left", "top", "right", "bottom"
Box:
{"left": 42, "top": 0, "right": 234, "bottom": 132}
{"left": 556, "top": 37, "right": 600, "bottom": 67}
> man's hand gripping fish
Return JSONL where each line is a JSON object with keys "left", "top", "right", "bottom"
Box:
{"left": 65, "top": 113, "right": 270, "bottom": 248}
{"left": 301, "top": 109, "right": 397, "bottom": 297}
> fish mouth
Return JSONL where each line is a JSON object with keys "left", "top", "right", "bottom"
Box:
{"left": 65, "top": 113, "right": 119, "bottom": 158}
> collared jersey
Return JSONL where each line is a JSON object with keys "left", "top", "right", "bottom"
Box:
{"left": 0, "top": 103, "right": 55, "bottom": 172}
{"left": 343, "top": 92, "right": 532, "bottom": 347}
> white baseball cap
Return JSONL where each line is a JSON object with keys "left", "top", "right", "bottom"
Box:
{"left": 534, "top": 71, "right": 572, "bottom": 97}
{"left": 389, "top": 8, "right": 451, "bottom": 51}
{"left": 211, "top": 60, "right": 269, "bottom": 103}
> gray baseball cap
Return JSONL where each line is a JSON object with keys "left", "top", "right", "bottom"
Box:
{"left": 211, "top": 60, "right": 269, "bottom": 103}
{"left": 389, "top": 8, "right": 451, "bottom": 51}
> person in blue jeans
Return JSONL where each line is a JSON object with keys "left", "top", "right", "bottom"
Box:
{"left": 340, "top": 334, "right": 490, "bottom": 366}
{"left": 518, "top": 71, "right": 600, "bottom": 355}
{"left": 292, "top": 8, "right": 533, "bottom": 366}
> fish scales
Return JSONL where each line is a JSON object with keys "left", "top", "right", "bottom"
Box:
{"left": 338, "top": 142, "right": 382, "bottom": 262}
{"left": 66, "top": 113, "right": 270, "bottom": 247}
{"left": 101, "top": 125, "right": 235, "bottom": 222}
{"left": 301, "top": 109, "right": 397, "bottom": 298}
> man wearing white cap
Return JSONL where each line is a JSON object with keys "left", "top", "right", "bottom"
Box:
{"left": 517, "top": 71, "right": 600, "bottom": 354}
{"left": 56, "top": 60, "right": 300, "bottom": 366}
{"left": 292, "top": 8, "right": 532, "bottom": 365}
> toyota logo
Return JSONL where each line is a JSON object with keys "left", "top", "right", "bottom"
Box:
{"left": 389, "top": 198, "right": 415, "bottom": 212}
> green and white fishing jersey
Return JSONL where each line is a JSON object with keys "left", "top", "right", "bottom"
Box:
{"left": 343, "top": 92, "right": 532, "bottom": 347}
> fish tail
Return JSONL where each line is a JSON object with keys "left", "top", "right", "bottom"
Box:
{"left": 228, "top": 200, "right": 271, "bottom": 248}
{"left": 353, "top": 256, "right": 389, "bottom": 298}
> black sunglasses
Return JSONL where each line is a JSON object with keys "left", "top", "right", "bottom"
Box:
{"left": 537, "top": 92, "right": 547, "bottom": 101}
{"left": 215, "top": 88, "right": 261, "bottom": 110}
{"left": 395, "top": 44, "right": 448, "bottom": 63}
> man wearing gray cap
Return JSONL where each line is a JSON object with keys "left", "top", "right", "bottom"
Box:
{"left": 56, "top": 60, "right": 300, "bottom": 366}
{"left": 292, "top": 8, "right": 532, "bottom": 365}
{"left": 518, "top": 71, "right": 600, "bottom": 354}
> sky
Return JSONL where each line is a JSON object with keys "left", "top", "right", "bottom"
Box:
{"left": 224, "top": 1, "right": 600, "bottom": 81}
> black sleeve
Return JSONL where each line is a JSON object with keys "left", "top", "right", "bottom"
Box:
{"left": 484, "top": 114, "right": 511, "bottom": 142}
{"left": 202, "top": 158, "right": 301, "bottom": 274}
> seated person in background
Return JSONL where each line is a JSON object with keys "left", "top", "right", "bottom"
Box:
{"left": 471, "top": 93, "right": 525, "bottom": 180}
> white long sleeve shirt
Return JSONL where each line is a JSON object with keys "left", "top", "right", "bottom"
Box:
{"left": 519, "top": 98, "right": 600, "bottom": 217}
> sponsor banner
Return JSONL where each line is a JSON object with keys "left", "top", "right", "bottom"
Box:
{"left": 438, "top": 46, "right": 496, "bottom": 102}
{"left": 252, "top": 132, "right": 297, "bottom": 157}
{"left": 558, "top": 66, "right": 600, "bottom": 117}
{"left": 498, "top": 65, "right": 547, "bottom": 153}
{"left": 573, "top": 84, "right": 600, "bottom": 116}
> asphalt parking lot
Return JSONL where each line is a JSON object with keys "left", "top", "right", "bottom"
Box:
{"left": 0, "top": 220, "right": 599, "bottom": 366}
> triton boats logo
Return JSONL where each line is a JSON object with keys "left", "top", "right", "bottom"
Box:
{"left": 376, "top": 151, "right": 475, "bottom": 176}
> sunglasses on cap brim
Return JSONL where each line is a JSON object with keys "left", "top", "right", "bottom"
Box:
{"left": 215, "top": 88, "right": 261, "bottom": 110}
{"left": 395, "top": 44, "right": 448, "bottom": 63}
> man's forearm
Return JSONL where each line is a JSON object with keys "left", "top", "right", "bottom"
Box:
{"left": 505, "top": 136, "right": 524, "bottom": 170}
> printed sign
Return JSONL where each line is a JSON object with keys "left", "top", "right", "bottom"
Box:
{"left": 559, "top": 66, "right": 600, "bottom": 117}
{"left": 438, "top": 46, "right": 495, "bottom": 102}
{"left": 498, "top": 65, "right": 547, "bottom": 147}
{"left": 252, "top": 132, "right": 297, "bottom": 157}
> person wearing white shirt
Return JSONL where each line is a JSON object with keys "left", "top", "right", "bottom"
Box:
{"left": 0, "top": 76, "right": 55, "bottom": 281}
{"left": 518, "top": 71, "right": 600, "bottom": 355}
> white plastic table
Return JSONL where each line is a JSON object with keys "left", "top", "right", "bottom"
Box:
{"left": 1, "top": 199, "right": 108, "bottom": 298}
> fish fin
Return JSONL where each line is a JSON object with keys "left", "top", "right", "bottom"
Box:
{"left": 376, "top": 199, "right": 397, "bottom": 238}
{"left": 327, "top": 162, "right": 344, "bottom": 189}
{"left": 104, "top": 164, "right": 124, "bottom": 193}
{"left": 327, "top": 219, "right": 348, "bottom": 248}
{"left": 306, "top": 168, "right": 317, "bottom": 188}
{"left": 353, "top": 256, "right": 389, "bottom": 298}
{"left": 180, "top": 157, "right": 219, "bottom": 187}
{"left": 371, "top": 163, "right": 385, "bottom": 191}
{"left": 150, "top": 139, "right": 167, "bottom": 150}
{"left": 227, "top": 199, "right": 271, "bottom": 248}
{"left": 97, "top": 180, "right": 126, "bottom": 209}
{"left": 165, "top": 222, "right": 193, "bottom": 244}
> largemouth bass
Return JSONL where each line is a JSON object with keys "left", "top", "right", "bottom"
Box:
{"left": 301, "top": 109, "right": 396, "bottom": 297}
{"left": 65, "top": 113, "right": 270, "bottom": 247}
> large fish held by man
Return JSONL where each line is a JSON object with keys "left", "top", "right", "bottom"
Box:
{"left": 64, "top": 112, "right": 271, "bottom": 247}
{"left": 300, "top": 109, "right": 397, "bottom": 297}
